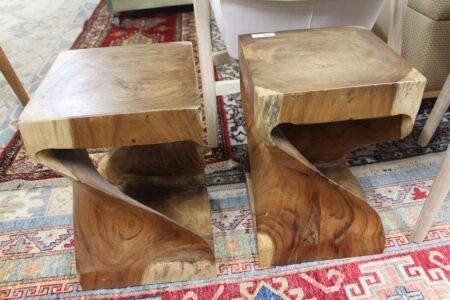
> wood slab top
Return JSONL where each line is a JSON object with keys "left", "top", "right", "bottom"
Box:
{"left": 21, "top": 42, "right": 199, "bottom": 121}
{"left": 239, "top": 27, "right": 419, "bottom": 94}
{"left": 19, "top": 42, "right": 204, "bottom": 154}
{"left": 239, "top": 27, "right": 426, "bottom": 134}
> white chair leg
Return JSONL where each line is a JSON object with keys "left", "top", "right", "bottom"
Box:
{"left": 412, "top": 144, "right": 450, "bottom": 243}
{"left": 418, "top": 73, "right": 450, "bottom": 147}
{"left": 387, "top": 0, "right": 407, "bottom": 54}
{"left": 215, "top": 79, "right": 240, "bottom": 96}
{"left": 194, "top": 0, "right": 219, "bottom": 148}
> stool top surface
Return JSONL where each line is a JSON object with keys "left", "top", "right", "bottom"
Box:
{"left": 239, "top": 27, "right": 426, "bottom": 138}
{"left": 19, "top": 43, "right": 204, "bottom": 154}
{"left": 239, "top": 27, "right": 416, "bottom": 95}
{"left": 20, "top": 42, "right": 199, "bottom": 122}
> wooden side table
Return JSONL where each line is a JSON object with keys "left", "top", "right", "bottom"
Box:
{"left": 19, "top": 43, "right": 216, "bottom": 290}
{"left": 239, "top": 27, "right": 426, "bottom": 268}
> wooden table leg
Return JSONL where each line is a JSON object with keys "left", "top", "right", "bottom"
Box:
{"left": 0, "top": 47, "right": 29, "bottom": 106}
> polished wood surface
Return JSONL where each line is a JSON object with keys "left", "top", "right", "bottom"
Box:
{"left": 239, "top": 27, "right": 426, "bottom": 267}
{"left": 0, "top": 47, "right": 29, "bottom": 106}
{"left": 387, "top": 0, "right": 407, "bottom": 54}
{"left": 194, "top": 0, "right": 219, "bottom": 147}
{"left": 19, "top": 43, "right": 203, "bottom": 156}
{"left": 108, "top": 0, "right": 192, "bottom": 14}
{"left": 19, "top": 43, "right": 216, "bottom": 290}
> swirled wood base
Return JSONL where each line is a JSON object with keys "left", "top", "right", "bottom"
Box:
{"left": 242, "top": 82, "right": 386, "bottom": 267}
{"left": 47, "top": 147, "right": 215, "bottom": 290}
{"left": 239, "top": 27, "right": 426, "bottom": 267}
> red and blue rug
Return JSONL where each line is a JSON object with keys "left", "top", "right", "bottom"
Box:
{"left": 0, "top": 1, "right": 449, "bottom": 299}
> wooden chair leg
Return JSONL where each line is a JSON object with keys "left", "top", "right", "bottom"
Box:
{"left": 412, "top": 144, "right": 450, "bottom": 243}
{"left": 194, "top": 0, "right": 219, "bottom": 148}
{"left": 0, "top": 47, "right": 29, "bottom": 106}
{"left": 418, "top": 73, "right": 450, "bottom": 147}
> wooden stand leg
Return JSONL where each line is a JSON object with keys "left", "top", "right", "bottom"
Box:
{"left": 418, "top": 73, "right": 450, "bottom": 147}
{"left": 0, "top": 47, "right": 29, "bottom": 106}
{"left": 43, "top": 147, "right": 215, "bottom": 290}
{"left": 412, "top": 145, "right": 450, "bottom": 243}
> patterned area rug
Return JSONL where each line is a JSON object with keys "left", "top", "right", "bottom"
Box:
{"left": 0, "top": 1, "right": 449, "bottom": 299}
{"left": 10, "top": 244, "right": 447, "bottom": 299}
{"left": 1, "top": 152, "right": 449, "bottom": 298}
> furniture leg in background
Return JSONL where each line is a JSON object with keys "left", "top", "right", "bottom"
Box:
{"left": 413, "top": 73, "right": 450, "bottom": 243}
{"left": 412, "top": 144, "right": 450, "bottom": 243}
{"left": 0, "top": 47, "right": 29, "bottom": 106}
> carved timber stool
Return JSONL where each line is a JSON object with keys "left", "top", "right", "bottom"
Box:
{"left": 239, "top": 27, "right": 426, "bottom": 268}
{"left": 19, "top": 43, "right": 216, "bottom": 290}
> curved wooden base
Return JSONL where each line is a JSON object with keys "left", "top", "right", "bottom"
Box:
{"left": 73, "top": 181, "right": 215, "bottom": 290}
{"left": 241, "top": 82, "right": 386, "bottom": 268}
{"left": 40, "top": 144, "right": 215, "bottom": 290}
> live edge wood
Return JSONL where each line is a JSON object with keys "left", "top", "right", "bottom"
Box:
{"left": 239, "top": 27, "right": 426, "bottom": 268}
{"left": 18, "top": 43, "right": 215, "bottom": 290}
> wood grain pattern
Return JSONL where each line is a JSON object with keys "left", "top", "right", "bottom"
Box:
{"left": 19, "top": 43, "right": 216, "bottom": 290}
{"left": 239, "top": 27, "right": 426, "bottom": 267}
